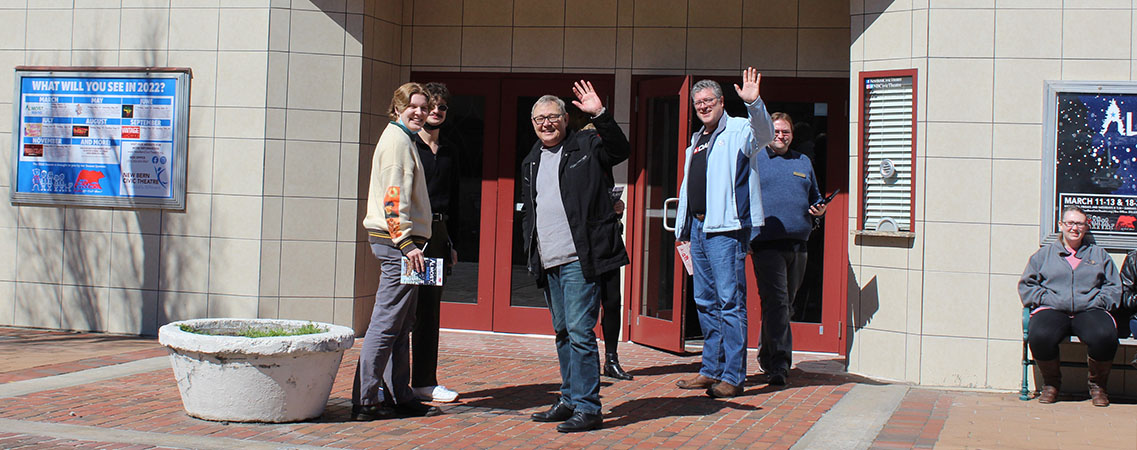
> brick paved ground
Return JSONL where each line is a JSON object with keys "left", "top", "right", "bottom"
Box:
{"left": 0, "top": 329, "right": 854, "bottom": 449}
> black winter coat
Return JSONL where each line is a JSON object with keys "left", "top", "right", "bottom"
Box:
{"left": 520, "top": 110, "right": 630, "bottom": 287}
{"left": 1117, "top": 250, "right": 1137, "bottom": 320}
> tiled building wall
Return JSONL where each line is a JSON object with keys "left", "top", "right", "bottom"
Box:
{"left": 849, "top": 0, "right": 1137, "bottom": 393}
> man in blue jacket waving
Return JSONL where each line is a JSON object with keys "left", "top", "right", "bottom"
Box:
{"left": 674, "top": 67, "right": 775, "bottom": 398}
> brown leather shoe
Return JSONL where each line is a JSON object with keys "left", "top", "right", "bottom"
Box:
{"left": 707, "top": 381, "right": 743, "bottom": 398}
{"left": 1087, "top": 357, "right": 1111, "bottom": 407}
{"left": 676, "top": 374, "right": 718, "bottom": 389}
{"left": 1038, "top": 385, "right": 1059, "bottom": 404}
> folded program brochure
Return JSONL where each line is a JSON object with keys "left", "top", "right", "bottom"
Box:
{"left": 400, "top": 257, "right": 444, "bottom": 286}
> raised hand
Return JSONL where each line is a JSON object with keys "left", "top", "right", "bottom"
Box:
{"left": 733, "top": 67, "right": 762, "bottom": 104}
{"left": 571, "top": 80, "right": 604, "bottom": 117}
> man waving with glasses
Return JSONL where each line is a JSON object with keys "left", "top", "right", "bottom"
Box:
{"left": 674, "top": 67, "right": 775, "bottom": 398}
{"left": 519, "top": 80, "right": 630, "bottom": 432}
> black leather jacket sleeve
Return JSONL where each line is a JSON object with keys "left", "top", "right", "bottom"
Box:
{"left": 1121, "top": 250, "right": 1137, "bottom": 315}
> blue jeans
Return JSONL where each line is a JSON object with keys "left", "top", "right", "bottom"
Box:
{"left": 543, "top": 261, "right": 602, "bottom": 414}
{"left": 690, "top": 218, "right": 749, "bottom": 386}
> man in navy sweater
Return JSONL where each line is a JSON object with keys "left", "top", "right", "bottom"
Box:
{"left": 751, "top": 112, "right": 826, "bottom": 386}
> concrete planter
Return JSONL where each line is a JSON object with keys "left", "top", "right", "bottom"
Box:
{"left": 158, "top": 318, "right": 355, "bottom": 423}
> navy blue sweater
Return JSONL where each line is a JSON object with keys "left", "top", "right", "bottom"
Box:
{"left": 753, "top": 148, "right": 821, "bottom": 242}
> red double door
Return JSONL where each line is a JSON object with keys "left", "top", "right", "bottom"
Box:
{"left": 416, "top": 72, "right": 848, "bottom": 356}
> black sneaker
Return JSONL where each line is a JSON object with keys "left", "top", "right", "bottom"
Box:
{"left": 395, "top": 400, "right": 443, "bottom": 417}
{"left": 767, "top": 372, "right": 787, "bottom": 386}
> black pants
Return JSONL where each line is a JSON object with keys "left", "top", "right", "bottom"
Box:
{"left": 412, "top": 220, "right": 450, "bottom": 388}
{"left": 751, "top": 239, "right": 808, "bottom": 376}
{"left": 599, "top": 269, "right": 621, "bottom": 353}
{"left": 1027, "top": 308, "right": 1118, "bottom": 361}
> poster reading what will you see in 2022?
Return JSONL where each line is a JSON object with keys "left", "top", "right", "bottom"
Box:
{"left": 11, "top": 69, "right": 190, "bottom": 209}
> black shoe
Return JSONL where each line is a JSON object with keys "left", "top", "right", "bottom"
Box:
{"left": 556, "top": 411, "right": 603, "bottom": 433}
{"left": 767, "top": 372, "right": 787, "bottom": 386}
{"left": 350, "top": 404, "right": 398, "bottom": 421}
{"left": 395, "top": 400, "right": 443, "bottom": 417}
{"left": 531, "top": 400, "right": 575, "bottom": 422}
{"left": 603, "top": 352, "right": 634, "bottom": 381}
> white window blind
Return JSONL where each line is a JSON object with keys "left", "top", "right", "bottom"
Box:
{"left": 862, "top": 75, "right": 914, "bottom": 232}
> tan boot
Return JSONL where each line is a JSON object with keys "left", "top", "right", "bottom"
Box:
{"left": 1087, "top": 357, "right": 1111, "bottom": 407}
{"left": 1035, "top": 359, "right": 1061, "bottom": 404}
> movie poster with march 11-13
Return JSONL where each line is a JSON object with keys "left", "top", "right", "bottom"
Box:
{"left": 10, "top": 68, "right": 190, "bottom": 209}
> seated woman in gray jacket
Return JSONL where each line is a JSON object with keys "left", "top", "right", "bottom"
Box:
{"left": 1019, "top": 205, "right": 1121, "bottom": 407}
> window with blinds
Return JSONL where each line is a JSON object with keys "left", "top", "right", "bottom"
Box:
{"left": 859, "top": 70, "right": 917, "bottom": 233}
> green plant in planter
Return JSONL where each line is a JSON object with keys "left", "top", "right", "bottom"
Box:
{"left": 179, "top": 322, "right": 326, "bottom": 338}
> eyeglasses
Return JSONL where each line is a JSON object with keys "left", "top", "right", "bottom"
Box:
{"left": 774, "top": 130, "right": 793, "bottom": 135}
{"left": 532, "top": 114, "right": 564, "bottom": 125}
{"left": 693, "top": 97, "right": 719, "bottom": 109}
{"left": 433, "top": 104, "right": 448, "bottom": 112}
{"left": 1062, "top": 221, "right": 1089, "bottom": 229}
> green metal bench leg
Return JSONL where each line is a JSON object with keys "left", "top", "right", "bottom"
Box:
{"left": 1021, "top": 307, "right": 1033, "bottom": 401}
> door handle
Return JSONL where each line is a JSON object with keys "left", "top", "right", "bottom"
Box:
{"left": 662, "top": 197, "right": 679, "bottom": 231}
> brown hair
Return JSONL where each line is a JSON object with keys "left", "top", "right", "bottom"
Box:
{"left": 388, "top": 82, "right": 428, "bottom": 121}
{"left": 770, "top": 112, "right": 794, "bottom": 132}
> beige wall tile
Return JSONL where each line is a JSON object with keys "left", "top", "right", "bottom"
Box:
{"left": 514, "top": 0, "right": 564, "bottom": 26}
{"left": 335, "top": 242, "right": 356, "bottom": 297}
{"left": 798, "top": 28, "right": 848, "bottom": 72}
{"left": 1063, "top": 9, "right": 1131, "bottom": 60}
{"left": 269, "top": 7, "right": 290, "bottom": 51}
{"left": 513, "top": 27, "right": 564, "bottom": 68}
{"left": 216, "top": 52, "right": 269, "bottom": 108}
{"left": 169, "top": 8, "right": 220, "bottom": 51}
{"left": 566, "top": 0, "right": 617, "bottom": 26}
{"left": 65, "top": 208, "right": 112, "bottom": 233}
{"left": 923, "top": 271, "right": 989, "bottom": 337}
{"left": 105, "top": 288, "right": 158, "bottom": 335}
{"left": 0, "top": 228, "right": 14, "bottom": 281}
{"left": 632, "top": 27, "right": 686, "bottom": 69}
{"left": 923, "top": 157, "right": 991, "bottom": 222}
{"left": 686, "top": 28, "right": 740, "bottom": 71}
{"left": 266, "top": 52, "right": 288, "bottom": 108}
{"left": 985, "top": 338, "right": 1021, "bottom": 390}
{"left": 856, "top": 266, "right": 909, "bottom": 334}
{"left": 799, "top": 0, "right": 848, "bottom": 28}
{"left": 689, "top": 0, "right": 742, "bottom": 28}
{"left": 160, "top": 235, "right": 208, "bottom": 292}
{"left": 922, "top": 222, "right": 990, "bottom": 273}
{"left": 290, "top": 10, "right": 346, "bottom": 55}
{"left": 371, "top": 19, "right": 403, "bottom": 64}
{"left": 993, "top": 59, "right": 1060, "bottom": 125}
{"left": 337, "top": 199, "right": 360, "bottom": 242}
{"left": 158, "top": 291, "right": 208, "bottom": 323}
{"left": 207, "top": 295, "right": 259, "bottom": 318}
{"left": 858, "top": 240, "right": 911, "bottom": 270}
{"left": 0, "top": 10, "right": 25, "bottom": 48}
{"left": 62, "top": 230, "right": 110, "bottom": 287}
{"left": 333, "top": 297, "right": 354, "bottom": 327}
{"left": 850, "top": 14, "right": 863, "bottom": 62}
{"left": 279, "top": 297, "right": 335, "bottom": 322}
{"left": 14, "top": 282, "right": 61, "bottom": 329}
{"left": 861, "top": 11, "right": 911, "bottom": 61}
{"left": 280, "top": 240, "right": 336, "bottom": 297}
{"left": 345, "top": 13, "right": 364, "bottom": 56}
{"left": 186, "top": 137, "right": 215, "bottom": 195}
{"left": 264, "top": 139, "right": 285, "bottom": 196}
{"left": 849, "top": 328, "right": 906, "bottom": 381}
{"left": 259, "top": 296, "right": 279, "bottom": 318}
{"left": 990, "top": 160, "right": 1040, "bottom": 226}
{"left": 215, "top": 106, "right": 269, "bottom": 140}
{"left": 119, "top": 50, "right": 170, "bottom": 67}
{"left": 564, "top": 27, "right": 617, "bottom": 69}
{"left": 211, "top": 194, "right": 263, "bottom": 240}
{"left": 1061, "top": 59, "right": 1130, "bottom": 81}
{"left": 616, "top": 27, "right": 633, "bottom": 67}
{"left": 220, "top": 8, "right": 270, "bottom": 51}
{"left": 288, "top": 53, "right": 346, "bottom": 110}
{"left": 925, "top": 58, "right": 993, "bottom": 122}
{"left": 464, "top": 0, "right": 513, "bottom": 25}
{"left": 72, "top": 7, "right": 121, "bottom": 50}
{"left": 168, "top": 51, "right": 217, "bottom": 107}
{"left": 18, "top": 206, "right": 66, "bottom": 231}
{"left": 343, "top": 57, "right": 363, "bottom": 112}
{"left": 208, "top": 237, "right": 261, "bottom": 296}
{"left": 461, "top": 27, "right": 513, "bottom": 67}
{"left": 338, "top": 143, "right": 361, "bottom": 199}
{"left": 111, "top": 209, "right": 161, "bottom": 236}
{"left": 282, "top": 197, "right": 339, "bottom": 241}
{"left": 412, "top": 0, "right": 462, "bottom": 25}
{"left": 261, "top": 196, "right": 283, "bottom": 240}
{"left": 25, "top": 50, "right": 71, "bottom": 66}
{"left": 994, "top": 8, "right": 1060, "bottom": 59}
{"left": 742, "top": 28, "right": 797, "bottom": 72}
{"left": 992, "top": 123, "right": 1042, "bottom": 159}
{"left": 260, "top": 240, "right": 281, "bottom": 295}
{"left": 989, "top": 224, "right": 1038, "bottom": 278}
{"left": 412, "top": 26, "right": 461, "bottom": 66}
{"left": 995, "top": 0, "right": 1060, "bottom": 7}
{"left": 927, "top": 8, "right": 992, "bottom": 58}
{"left": 17, "top": 228, "right": 62, "bottom": 284}
{"left": 161, "top": 194, "right": 211, "bottom": 237}
{"left": 905, "top": 269, "right": 923, "bottom": 333}
{"left": 633, "top": 0, "right": 687, "bottom": 27}
{"left": 904, "top": 333, "right": 921, "bottom": 381}
{"left": 284, "top": 141, "right": 341, "bottom": 198}
{"left": 743, "top": 0, "right": 797, "bottom": 28}
{"left": 25, "top": 9, "right": 72, "bottom": 50}
{"left": 988, "top": 273, "right": 1024, "bottom": 340}
{"left": 61, "top": 286, "right": 107, "bottom": 332}
{"left": 920, "top": 335, "right": 986, "bottom": 387}
{"left": 120, "top": 8, "right": 170, "bottom": 50}
{"left": 924, "top": 122, "right": 991, "bottom": 158}
{"left": 212, "top": 138, "right": 265, "bottom": 196}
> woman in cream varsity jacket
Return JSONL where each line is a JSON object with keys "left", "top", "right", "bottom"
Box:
{"left": 351, "top": 82, "right": 440, "bottom": 421}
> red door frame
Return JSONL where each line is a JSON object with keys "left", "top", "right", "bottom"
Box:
{"left": 625, "top": 75, "right": 850, "bottom": 355}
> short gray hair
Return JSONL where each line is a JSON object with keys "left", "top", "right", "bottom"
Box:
{"left": 691, "top": 79, "right": 722, "bottom": 100}
{"left": 531, "top": 95, "right": 566, "bottom": 116}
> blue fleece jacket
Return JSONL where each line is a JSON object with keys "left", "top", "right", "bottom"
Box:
{"left": 752, "top": 148, "right": 821, "bottom": 242}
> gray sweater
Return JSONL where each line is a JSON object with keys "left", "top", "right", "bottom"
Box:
{"left": 1018, "top": 239, "right": 1121, "bottom": 314}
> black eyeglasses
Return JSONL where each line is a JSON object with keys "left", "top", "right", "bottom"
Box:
{"left": 532, "top": 114, "right": 564, "bottom": 125}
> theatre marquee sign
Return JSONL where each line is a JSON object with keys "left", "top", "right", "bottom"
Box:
{"left": 1043, "top": 80, "right": 1137, "bottom": 249}
{"left": 10, "top": 67, "right": 191, "bottom": 209}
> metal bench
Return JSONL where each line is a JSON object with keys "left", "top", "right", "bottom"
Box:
{"left": 1020, "top": 307, "right": 1137, "bottom": 400}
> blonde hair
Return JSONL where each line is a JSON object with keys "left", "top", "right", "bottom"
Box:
{"left": 388, "top": 82, "right": 428, "bottom": 121}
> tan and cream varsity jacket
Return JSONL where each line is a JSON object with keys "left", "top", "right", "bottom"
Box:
{"left": 362, "top": 121, "right": 432, "bottom": 254}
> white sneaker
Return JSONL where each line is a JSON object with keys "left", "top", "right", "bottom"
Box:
{"left": 413, "top": 385, "right": 459, "bottom": 403}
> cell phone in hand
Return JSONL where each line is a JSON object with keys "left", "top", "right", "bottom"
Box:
{"left": 815, "top": 188, "right": 840, "bottom": 206}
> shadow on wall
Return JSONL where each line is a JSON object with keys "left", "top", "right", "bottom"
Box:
{"left": 844, "top": 263, "right": 878, "bottom": 358}
{"left": 852, "top": 1, "right": 893, "bottom": 44}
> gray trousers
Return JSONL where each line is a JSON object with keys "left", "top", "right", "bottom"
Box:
{"left": 352, "top": 242, "right": 418, "bottom": 406}
{"left": 751, "top": 239, "right": 808, "bottom": 376}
